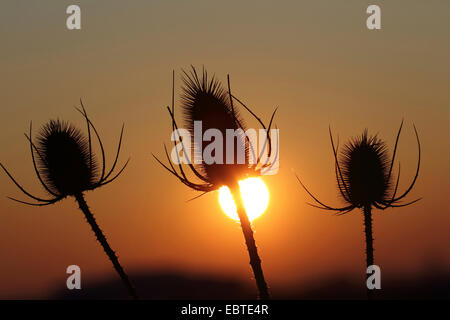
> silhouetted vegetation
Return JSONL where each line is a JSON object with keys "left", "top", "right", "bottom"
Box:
{"left": 154, "top": 67, "right": 277, "bottom": 299}
{"left": 296, "top": 121, "right": 421, "bottom": 299}
{"left": 0, "top": 102, "right": 137, "bottom": 299}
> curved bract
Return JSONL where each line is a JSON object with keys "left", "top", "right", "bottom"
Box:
{"left": 153, "top": 66, "right": 278, "bottom": 194}
{"left": 0, "top": 101, "right": 137, "bottom": 299}
{"left": 295, "top": 120, "right": 421, "bottom": 214}
{"left": 295, "top": 121, "right": 421, "bottom": 299}
{"left": 154, "top": 67, "right": 277, "bottom": 300}
{"left": 0, "top": 101, "right": 129, "bottom": 206}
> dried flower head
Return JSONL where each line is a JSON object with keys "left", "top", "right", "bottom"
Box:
{"left": 0, "top": 101, "right": 136, "bottom": 299}
{"left": 297, "top": 121, "right": 421, "bottom": 213}
{"left": 340, "top": 130, "right": 391, "bottom": 208}
{"left": 295, "top": 121, "right": 421, "bottom": 299}
{"left": 36, "top": 120, "right": 98, "bottom": 196}
{"left": 180, "top": 67, "right": 249, "bottom": 185}
{"left": 154, "top": 66, "right": 278, "bottom": 195}
{"left": 154, "top": 67, "right": 277, "bottom": 299}
{"left": 0, "top": 101, "right": 128, "bottom": 205}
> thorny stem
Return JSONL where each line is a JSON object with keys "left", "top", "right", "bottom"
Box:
{"left": 229, "top": 183, "right": 270, "bottom": 300}
{"left": 363, "top": 204, "right": 374, "bottom": 300}
{"left": 75, "top": 193, "right": 138, "bottom": 300}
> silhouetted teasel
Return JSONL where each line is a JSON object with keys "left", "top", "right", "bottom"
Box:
{"left": 153, "top": 67, "right": 278, "bottom": 299}
{"left": 295, "top": 121, "right": 420, "bottom": 299}
{"left": 0, "top": 102, "right": 137, "bottom": 299}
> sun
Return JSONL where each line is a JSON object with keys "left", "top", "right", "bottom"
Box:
{"left": 218, "top": 177, "right": 269, "bottom": 221}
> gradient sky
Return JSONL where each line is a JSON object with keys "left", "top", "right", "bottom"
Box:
{"left": 0, "top": 0, "right": 449, "bottom": 298}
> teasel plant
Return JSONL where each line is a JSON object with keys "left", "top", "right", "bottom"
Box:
{"left": 295, "top": 121, "right": 421, "bottom": 299}
{"left": 0, "top": 101, "right": 137, "bottom": 299}
{"left": 153, "top": 67, "right": 278, "bottom": 299}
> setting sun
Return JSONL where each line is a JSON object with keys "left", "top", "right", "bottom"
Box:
{"left": 218, "top": 178, "right": 269, "bottom": 221}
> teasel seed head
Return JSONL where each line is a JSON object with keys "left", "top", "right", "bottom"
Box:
{"left": 0, "top": 101, "right": 129, "bottom": 206}
{"left": 36, "top": 119, "right": 98, "bottom": 196}
{"left": 181, "top": 67, "right": 249, "bottom": 186}
{"left": 295, "top": 121, "right": 421, "bottom": 214}
{"left": 153, "top": 67, "right": 278, "bottom": 196}
{"left": 340, "top": 130, "right": 391, "bottom": 208}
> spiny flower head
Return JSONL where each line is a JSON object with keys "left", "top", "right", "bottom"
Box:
{"left": 0, "top": 102, "right": 128, "bottom": 206}
{"left": 340, "top": 130, "right": 391, "bottom": 208}
{"left": 295, "top": 121, "right": 421, "bottom": 214}
{"left": 181, "top": 68, "right": 249, "bottom": 186}
{"left": 154, "top": 67, "right": 277, "bottom": 194}
{"left": 37, "top": 119, "right": 98, "bottom": 196}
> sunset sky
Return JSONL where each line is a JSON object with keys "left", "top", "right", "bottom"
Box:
{"left": 0, "top": 0, "right": 449, "bottom": 298}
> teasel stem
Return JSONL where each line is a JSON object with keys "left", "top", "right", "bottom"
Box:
{"left": 230, "top": 183, "right": 270, "bottom": 300}
{"left": 75, "top": 193, "right": 138, "bottom": 300}
{"left": 363, "top": 204, "right": 374, "bottom": 300}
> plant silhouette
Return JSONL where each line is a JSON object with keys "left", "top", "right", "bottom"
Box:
{"left": 295, "top": 121, "right": 421, "bottom": 299}
{"left": 0, "top": 102, "right": 137, "bottom": 300}
{"left": 153, "top": 67, "right": 277, "bottom": 299}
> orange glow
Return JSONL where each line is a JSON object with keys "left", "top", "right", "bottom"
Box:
{"left": 218, "top": 178, "right": 269, "bottom": 221}
{"left": 1, "top": 1, "right": 449, "bottom": 299}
